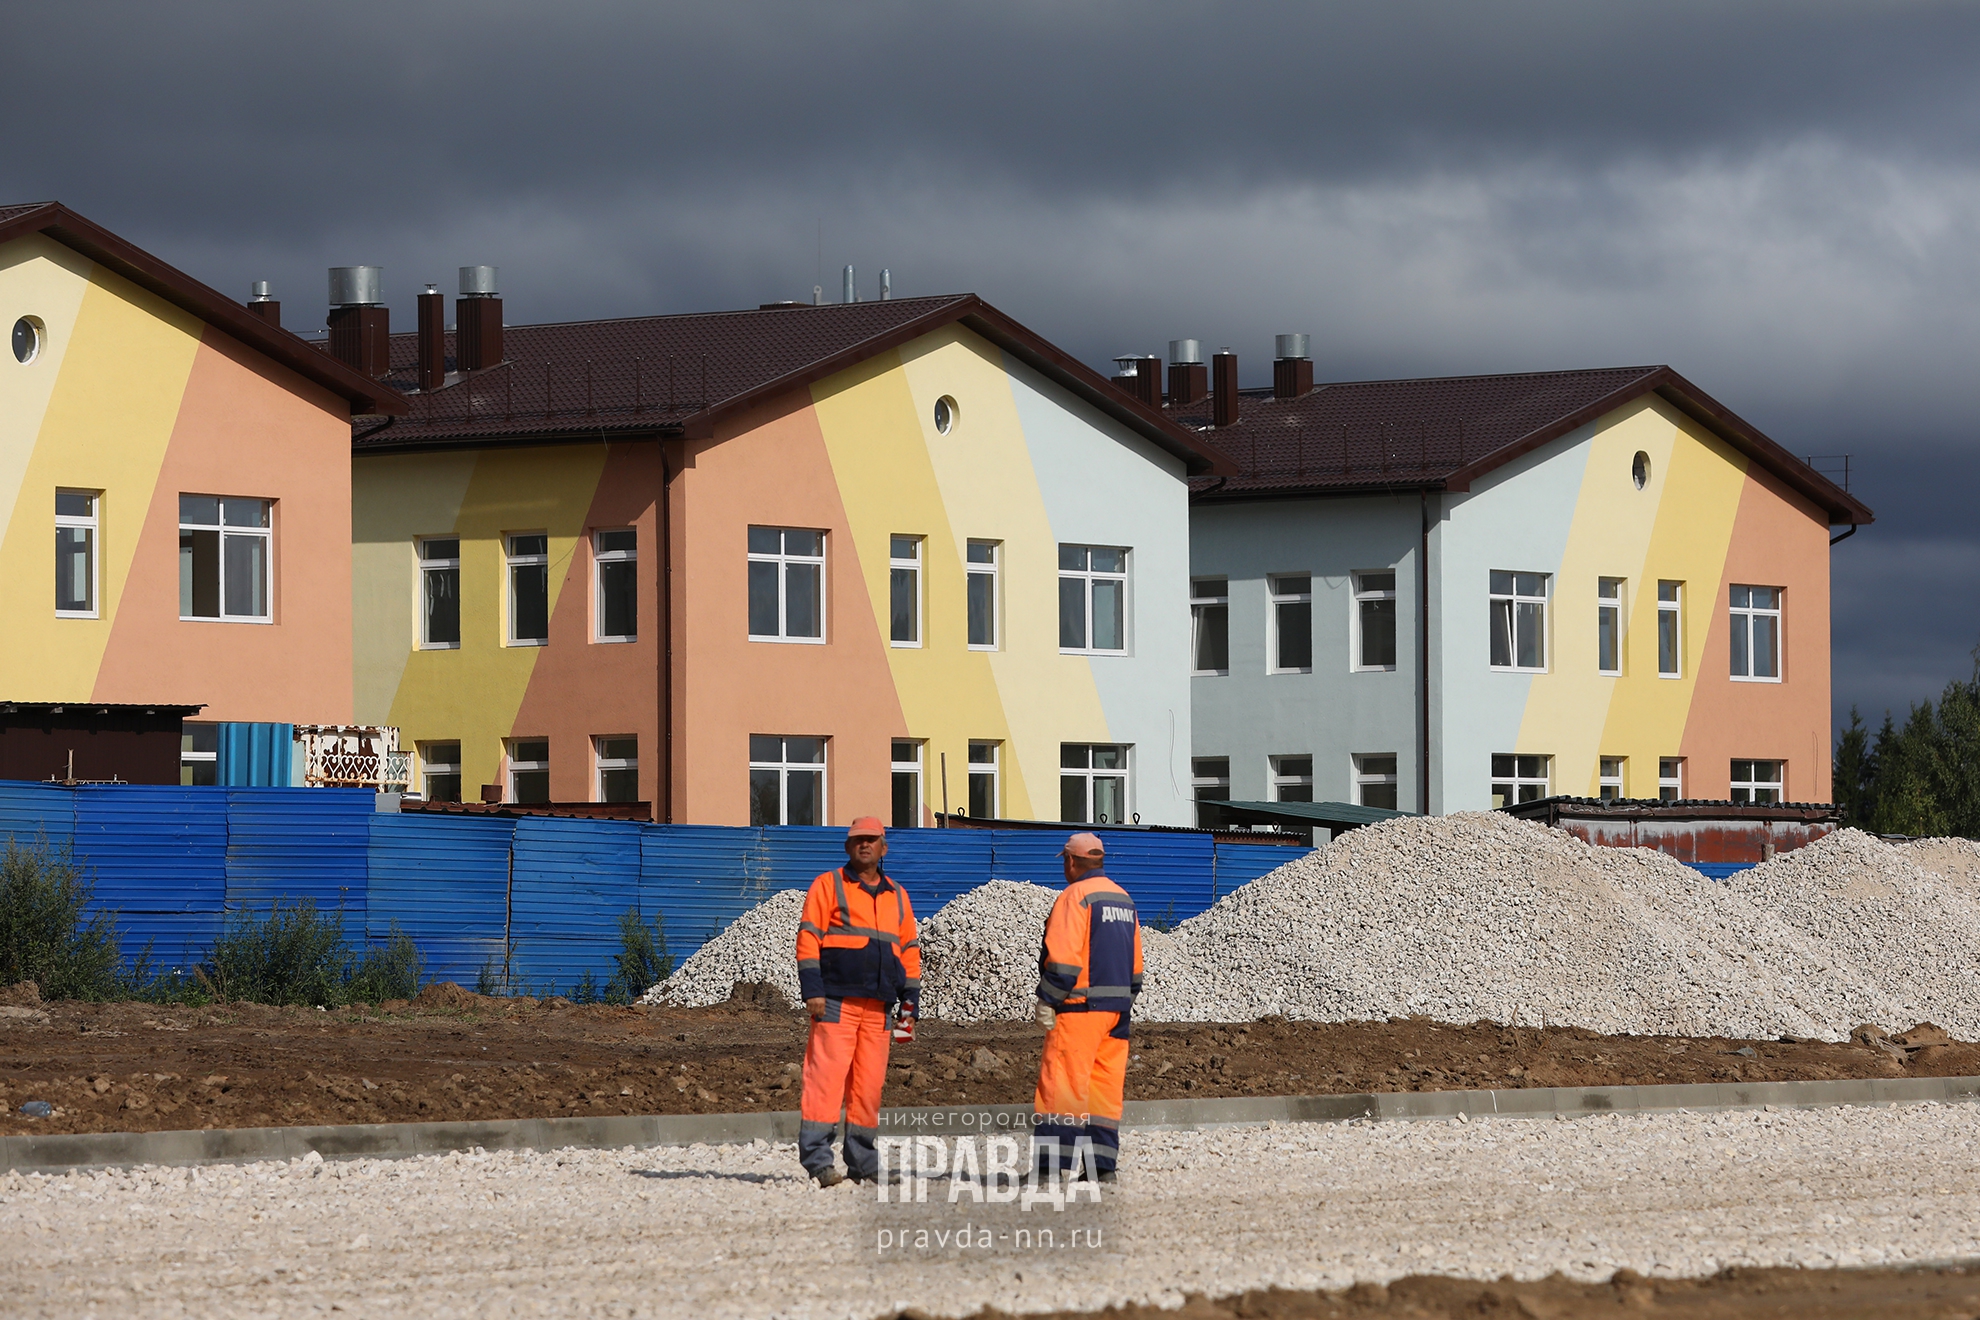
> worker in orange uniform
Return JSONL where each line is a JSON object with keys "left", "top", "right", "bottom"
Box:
{"left": 1033, "top": 831, "right": 1142, "bottom": 1181}
{"left": 795, "top": 816, "right": 921, "bottom": 1187}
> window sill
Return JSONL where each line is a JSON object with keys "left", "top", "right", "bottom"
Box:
{"left": 1268, "top": 668, "right": 1314, "bottom": 676}
{"left": 180, "top": 615, "right": 273, "bottom": 625}
{"left": 890, "top": 640, "right": 923, "bottom": 650}
{"left": 1489, "top": 665, "right": 1548, "bottom": 675}
{"left": 417, "top": 642, "right": 461, "bottom": 651}
{"left": 1191, "top": 669, "right": 1229, "bottom": 677}
{"left": 594, "top": 635, "right": 637, "bottom": 645}
{"left": 968, "top": 644, "right": 1000, "bottom": 653}
{"left": 749, "top": 634, "right": 828, "bottom": 645}
{"left": 1730, "top": 674, "right": 1784, "bottom": 684}
{"left": 506, "top": 638, "right": 549, "bottom": 648}
{"left": 1060, "top": 648, "right": 1130, "bottom": 657}
{"left": 55, "top": 610, "right": 100, "bottom": 620}
{"left": 1350, "top": 665, "right": 1398, "bottom": 674}
{"left": 1657, "top": 671, "right": 1682, "bottom": 680}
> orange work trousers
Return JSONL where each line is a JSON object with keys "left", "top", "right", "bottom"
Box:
{"left": 1032, "top": 1009, "right": 1127, "bottom": 1173}
{"left": 799, "top": 995, "right": 891, "bottom": 1178}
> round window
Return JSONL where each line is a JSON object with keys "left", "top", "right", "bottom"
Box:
{"left": 12, "top": 316, "right": 43, "bottom": 365}
{"left": 934, "top": 395, "right": 958, "bottom": 434}
{"left": 1632, "top": 450, "right": 1651, "bottom": 490}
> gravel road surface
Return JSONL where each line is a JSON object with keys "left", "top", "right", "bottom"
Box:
{"left": 5, "top": 1103, "right": 1979, "bottom": 1318}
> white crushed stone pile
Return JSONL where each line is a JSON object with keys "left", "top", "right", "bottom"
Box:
{"left": 916, "top": 880, "right": 1056, "bottom": 1022}
{"left": 640, "top": 887, "right": 805, "bottom": 1008}
{"left": 1728, "top": 829, "right": 1980, "bottom": 1038}
{"left": 1148, "top": 812, "right": 1899, "bottom": 1040}
{"left": 1904, "top": 836, "right": 1980, "bottom": 896}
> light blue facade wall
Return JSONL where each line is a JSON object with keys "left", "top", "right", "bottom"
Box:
{"left": 1007, "top": 359, "right": 1195, "bottom": 826}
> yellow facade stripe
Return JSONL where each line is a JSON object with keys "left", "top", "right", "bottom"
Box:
{"left": 0, "top": 238, "right": 94, "bottom": 549}
{"left": 351, "top": 450, "right": 480, "bottom": 725}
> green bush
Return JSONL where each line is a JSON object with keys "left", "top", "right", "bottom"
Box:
{"left": 205, "top": 899, "right": 427, "bottom": 1007}
{"left": 608, "top": 906, "right": 672, "bottom": 1003}
{"left": 348, "top": 922, "right": 423, "bottom": 1003}
{"left": 0, "top": 837, "right": 124, "bottom": 999}
{"left": 1835, "top": 653, "right": 1980, "bottom": 838}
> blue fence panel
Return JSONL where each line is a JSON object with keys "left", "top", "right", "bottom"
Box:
{"left": 757, "top": 825, "right": 854, "bottom": 891}
{"left": 0, "top": 780, "right": 77, "bottom": 853}
{"left": 1688, "top": 861, "right": 1755, "bottom": 882}
{"left": 639, "top": 824, "right": 784, "bottom": 963}
{"left": 225, "top": 788, "right": 372, "bottom": 923}
{"left": 218, "top": 723, "right": 295, "bottom": 787}
{"left": 72, "top": 785, "right": 227, "bottom": 916}
{"left": 366, "top": 813, "right": 514, "bottom": 987}
{"left": 508, "top": 816, "right": 643, "bottom": 994}
{"left": 988, "top": 830, "right": 1068, "bottom": 891}
{"left": 1212, "top": 842, "right": 1310, "bottom": 902}
{"left": 877, "top": 827, "right": 997, "bottom": 915}
{"left": 1094, "top": 829, "right": 1215, "bottom": 926}
{"left": 117, "top": 912, "right": 226, "bottom": 971}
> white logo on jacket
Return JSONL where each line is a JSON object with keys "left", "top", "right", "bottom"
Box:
{"left": 1099, "top": 906, "right": 1134, "bottom": 923}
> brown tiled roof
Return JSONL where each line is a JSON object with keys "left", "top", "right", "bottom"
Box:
{"left": 350, "top": 295, "right": 1230, "bottom": 475}
{"left": 1182, "top": 365, "right": 1872, "bottom": 525}
{"left": 0, "top": 202, "right": 406, "bottom": 416}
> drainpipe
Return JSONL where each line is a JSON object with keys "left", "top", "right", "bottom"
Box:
{"left": 658, "top": 442, "right": 676, "bottom": 823}
{"left": 1418, "top": 490, "right": 1433, "bottom": 815}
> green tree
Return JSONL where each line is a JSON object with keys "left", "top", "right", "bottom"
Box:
{"left": 1832, "top": 706, "right": 1874, "bottom": 828}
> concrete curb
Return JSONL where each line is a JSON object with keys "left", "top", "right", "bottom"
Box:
{"left": 8, "top": 1074, "right": 1979, "bottom": 1174}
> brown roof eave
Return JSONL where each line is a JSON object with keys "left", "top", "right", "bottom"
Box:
{"left": 353, "top": 420, "right": 685, "bottom": 456}
{"left": 0, "top": 203, "right": 407, "bottom": 417}
{"left": 1192, "top": 475, "right": 1448, "bottom": 504}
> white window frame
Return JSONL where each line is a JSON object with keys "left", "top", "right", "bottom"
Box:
{"left": 891, "top": 739, "right": 924, "bottom": 828}
{"left": 966, "top": 540, "right": 1000, "bottom": 650}
{"left": 747, "top": 526, "right": 827, "bottom": 645}
{"left": 179, "top": 494, "right": 273, "bottom": 624}
{"left": 506, "top": 532, "right": 550, "bottom": 647}
{"left": 55, "top": 488, "right": 100, "bottom": 619}
{"left": 1729, "top": 585, "right": 1783, "bottom": 682}
{"left": 1353, "top": 753, "right": 1399, "bottom": 810}
{"left": 181, "top": 722, "right": 218, "bottom": 787}
{"left": 1191, "top": 757, "right": 1231, "bottom": 828}
{"left": 1490, "top": 753, "right": 1551, "bottom": 808}
{"left": 1488, "top": 571, "right": 1549, "bottom": 673}
{"left": 1659, "top": 757, "right": 1684, "bottom": 802}
{"left": 1597, "top": 578, "right": 1624, "bottom": 676}
{"left": 1058, "top": 545, "right": 1130, "bottom": 655}
{"left": 418, "top": 537, "right": 461, "bottom": 650}
{"left": 749, "top": 735, "right": 827, "bottom": 825}
{"left": 1599, "top": 756, "right": 1625, "bottom": 801}
{"left": 1267, "top": 574, "right": 1313, "bottom": 675}
{"left": 418, "top": 740, "right": 462, "bottom": 803}
{"left": 594, "top": 528, "right": 637, "bottom": 644}
{"left": 966, "top": 740, "right": 1001, "bottom": 818}
{"left": 1657, "top": 580, "right": 1683, "bottom": 678}
{"left": 889, "top": 535, "right": 923, "bottom": 648}
{"left": 1351, "top": 571, "right": 1397, "bottom": 673}
{"left": 506, "top": 737, "right": 550, "bottom": 803}
{"left": 594, "top": 735, "right": 639, "bottom": 803}
{"left": 1269, "top": 754, "right": 1314, "bottom": 803}
{"left": 1060, "top": 743, "right": 1132, "bottom": 823}
{"left": 1190, "top": 576, "right": 1229, "bottom": 676}
{"left": 1731, "top": 758, "right": 1784, "bottom": 804}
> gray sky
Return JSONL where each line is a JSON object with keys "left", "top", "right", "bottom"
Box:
{"left": 8, "top": 1, "right": 1977, "bottom": 732}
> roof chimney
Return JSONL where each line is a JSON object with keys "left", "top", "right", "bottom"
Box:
{"left": 1273, "top": 333, "right": 1313, "bottom": 400}
{"left": 842, "top": 265, "right": 856, "bottom": 304}
{"left": 416, "top": 283, "right": 445, "bottom": 391}
{"left": 1212, "top": 348, "right": 1239, "bottom": 427}
{"left": 246, "top": 280, "right": 280, "bottom": 329}
{"left": 455, "top": 266, "right": 503, "bottom": 372}
{"left": 880, "top": 268, "right": 891, "bottom": 301}
{"left": 326, "top": 266, "right": 389, "bottom": 378}
{"left": 1111, "top": 354, "right": 1161, "bottom": 409}
{"left": 1167, "top": 339, "right": 1206, "bottom": 406}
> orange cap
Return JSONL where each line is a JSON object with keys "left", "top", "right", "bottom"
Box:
{"left": 1061, "top": 831, "right": 1105, "bottom": 858}
{"left": 847, "top": 816, "right": 887, "bottom": 840}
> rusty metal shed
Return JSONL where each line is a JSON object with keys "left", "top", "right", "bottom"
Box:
{"left": 1500, "top": 796, "right": 1841, "bottom": 872}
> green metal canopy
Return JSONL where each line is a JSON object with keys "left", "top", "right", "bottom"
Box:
{"left": 1204, "top": 799, "right": 1415, "bottom": 834}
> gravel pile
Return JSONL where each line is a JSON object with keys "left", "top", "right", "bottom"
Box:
{"left": 1728, "top": 829, "right": 1980, "bottom": 1038}
{"left": 916, "top": 881, "right": 1056, "bottom": 1022}
{"left": 641, "top": 887, "right": 805, "bottom": 1008}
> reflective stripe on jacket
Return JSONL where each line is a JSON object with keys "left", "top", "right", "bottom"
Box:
{"left": 1036, "top": 873, "right": 1142, "bottom": 1014}
{"left": 795, "top": 867, "right": 922, "bottom": 1011}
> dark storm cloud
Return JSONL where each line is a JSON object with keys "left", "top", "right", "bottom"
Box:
{"left": 6, "top": 1, "right": 1978, "bottom": 724}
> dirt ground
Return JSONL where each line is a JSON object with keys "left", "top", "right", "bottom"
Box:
{"left": 2, "top": 980, "right": 1974, "bottom": 1137}
{"left": 939, "top": 1264, "right": 1980, "bottom": 1319}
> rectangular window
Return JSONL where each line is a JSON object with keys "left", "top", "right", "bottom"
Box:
{"left": 1730, "top": 585, "right": 1782, "bottom": 681}
{"left": 966, "top": 541, "right": 999, "bottom": 649}
{"left": 1270, "top": 754, "right": 1314, "bottom": 803}
{"left": 1353, "top": 571, "right": 1396, "bottom": 671}
{"left": 419, "top": 538, "right": 460, "bottom": 648}
{"left": 595, "top": 529, "right": 637, "bottom": 643}
{"left": 55, "top": 489, "right": 98, "bottom": 617}
{"left": 1489, "top": 571, "right": 1548, "bottom": 671}
{"left": 507, "top": 533, "right": 550, "bottom": 645}
{"left": 749, "top": 734, "right": 825, "bottom": 825}
{"left": 891, "top": 739, "right": 923, "bottom": 828}
{"left": 507, "top": 738, "right": 550, "bottom": 804}
{"left": 419, "top": 741, "right": 462, "bottom": 803}
{"left": 1354, "top": 754, "right": 1399, "bottom": 810}
{"left": 889, "top": 535, "right": 922, "bottom": 646}
{"left": 179, "top": 495, "right": 271, "bottom": 622}
{"left": 1268, "top": 574, "right": 1313, "bottom": 673}
{"left": 1731, "top": 758, "right": 1784, "bottom": 804}
{"left": 1060, "top": 743, "right": 1130, "bottom": 823}
{"left": 594, "top": 736, "right": 639, "bottom": 803}
{"left": 1489, "top": 753, "right": 1550, "bottom": 808}
{"left": 1599, "top": 756, "right": 1625, "bottom": 802}
{"left": 1657, "top": 581, "right": 1683, "bottom": 677}
{"left": 1597, "top": 578, "right": 1623, "bottom": 675}
{"left": 966, "top": 740, "right": 1000, "bottom": 818}
{"left": 1191, "top": 757, "right": 1230, "bottom": 828}
{"left": 748, "top": 526, "right": 825, "bottom": 643}
{"left": 1190, "top": 577, "right": 1229, "bottom": 674}
{"left": 180, "top": 722, "right": 218, "bottom": 787}
{"left": 1659, "top": 757, "right": 1684, "bottom": 802}
{"left": 1058, "top": 545, "right": 1127, "bottom": 653}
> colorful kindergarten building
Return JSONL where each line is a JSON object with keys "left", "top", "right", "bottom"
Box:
{"left": 345, "top": 277, "right": 1225, "bottom": 825}
{"left": 1176, "top": 345, "right": 1871, "bottom": 814}
{"left": 0, "top": 204, "right": 401, "bottom": 784}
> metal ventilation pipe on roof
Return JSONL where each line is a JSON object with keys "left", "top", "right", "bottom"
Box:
{"left": 416, "top": 283, "right": 446, "bottom": 392}
{"left": 1111, "top": 354, "right": 1161, "bottom": 409}
{"left": 880, "top": 269, "right": 891, "bottom": 300}
{"left": 1169, "top": 339, "right": 1201, "bottom": 364}
{"left": 1273, "top": 332, "right": 1314, "bottom": 400}
{"left": 326, "top": 267, "right": 388, "bottom": 377}
{"left": 459, "top": 265, "right": 499, "bottom": 297}
{"left": 1274, "top": 333, "right": 1310, "bottom": 361}
{"left": 842, "top": 265, "right": 856, "bottom": 304}
{"left": 456, "top": 265, "right": 503, "bottom": 371}
{"left": 1168, "top": 339, "right": 1206, "bottom": 406}
{"left": 246, "top": 280, "right": 280, "bottom": 328}
{"left": 328, "top": 266, "right": 384, "bottom": 307}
